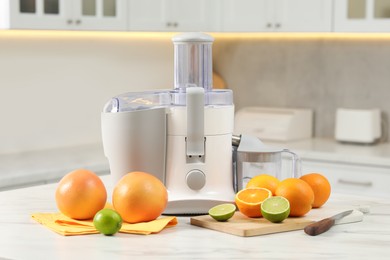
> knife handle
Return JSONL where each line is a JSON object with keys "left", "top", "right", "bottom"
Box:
{"left": 304, "top": 218, "right": 335, "bottom": 236}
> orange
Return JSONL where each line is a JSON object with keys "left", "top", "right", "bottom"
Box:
{"left": 300, "top": 173, "right": 331, "bottom": 208}
{"left": 55, "top": 169, "right": 107, "bottom": 220}
{"left": 112, "top": 171, "right": 168, "bottom": 223}
{"left": 246, "top": 174, "right": 280, "bottom": 195}
{"left": 235, "top": 188, "right": 272, "bottom": 218}
{"left": 275, "top": 178, "right": 314, "bottom": 217}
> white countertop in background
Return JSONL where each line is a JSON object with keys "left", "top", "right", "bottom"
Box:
{"left": 0, "top": 143, "right": 109, "bottom": 190}
{"left": 266, "top": 138, "right": 390, "bottom": 168}
{"left": 1, "top": 138, "right": 390, "bottom": 191}
{"left": 1, "top": 175, "right": 390, "bottom": 259}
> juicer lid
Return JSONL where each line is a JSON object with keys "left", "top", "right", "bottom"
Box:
{"left": 102, "top": 89, "right": 233, "bottom": 113}
{"left": 102, "top": 91, "right": 171, "bottom": 113}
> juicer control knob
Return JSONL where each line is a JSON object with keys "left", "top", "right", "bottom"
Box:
{"left": 186, "top": 170, "right": 206, "bottom": 190}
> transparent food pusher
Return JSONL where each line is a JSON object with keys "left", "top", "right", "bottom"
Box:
{"left": 101, "top": 32, "right": 236, "bottom": 214}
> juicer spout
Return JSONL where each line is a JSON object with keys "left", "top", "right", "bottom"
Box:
{"left": 232, "top": 134, "right": 268, "bottom": 152}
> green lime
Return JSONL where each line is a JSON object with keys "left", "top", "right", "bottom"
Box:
{"left": 208, "top": 203, "right": 236, "bottom": 222}
{"left": 93, "top": 208, "right": 123, "bottom": 236}
{"left": 261, "top": 196, "right": 290, "bottom": 223}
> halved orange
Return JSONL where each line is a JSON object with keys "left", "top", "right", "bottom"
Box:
{"left": 235, "top": 188, "right": 272, "bottom": 218}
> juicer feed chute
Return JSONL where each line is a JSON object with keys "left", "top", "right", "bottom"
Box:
{"left": 173, "top": 32, "right": 213, "bottom": 92}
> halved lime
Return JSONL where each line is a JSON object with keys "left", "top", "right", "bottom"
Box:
{"left": 261, "top": 196, "right": 290, "bottom": 223}
{"left": 208, "top": 203, "right": 236, "bottom": 222}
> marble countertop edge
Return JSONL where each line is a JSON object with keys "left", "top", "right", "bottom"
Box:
{"left": 0, "top": 143, "right": 109, "bottom": 190}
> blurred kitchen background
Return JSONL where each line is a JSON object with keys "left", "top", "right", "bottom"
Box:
{"left": 1, "top": 0, "right": 390, "bottom": 197}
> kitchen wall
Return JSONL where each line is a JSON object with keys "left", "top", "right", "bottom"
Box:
{"left": 213, "top": 35, "right": 390, "bottom": 139}
{"left": 1, "top": 32, "right": 390, "bottom": 155}
{"left": 0, "top": 31, "right": 174, "bottom": 154}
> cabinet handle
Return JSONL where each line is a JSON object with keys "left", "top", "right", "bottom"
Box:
{"left": 173, "top": 22, "right": 178, "bottom": 27}
{"left": 338, "top": 179, "right": 373, "bottom": 187}
{"left": 75, "top": 19, "right": 81, "bottom": 25}
{"left": 275, "top": 23, "right": 281, "bottom": 28}
{"left": 266, "top": 23, "right": 272, "bottom": 28}
{"left": 67, "top": 19, "right": 73, "bottom": 24}
{"left": 166, "top": 22, "right": 172, "bottom": 27}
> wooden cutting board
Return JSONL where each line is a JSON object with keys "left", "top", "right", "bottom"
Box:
{"left": 190, "top": 205, "right": 363, "bottom": 237}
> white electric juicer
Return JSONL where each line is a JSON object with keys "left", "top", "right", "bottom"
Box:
{"left": 101, "top": 32, "right": 236, "bottom": 214}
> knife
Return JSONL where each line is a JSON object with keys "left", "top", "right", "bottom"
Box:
{"left": 304, "top": 210, "right": 353, "bottom": 236}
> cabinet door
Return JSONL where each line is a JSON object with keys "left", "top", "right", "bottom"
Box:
{"left": 128, "top": 0, "right": 219, "bottom": 32}
{"left": 277, "top": 0, "right": 333, "bottom": 32}
{"left": 72, "top": 0, "right": 127, "bottom": 31}
{"left": 222, "top": 0, "right": 332, "bottom": 32}
{"left": 9, "top": 0, "right": 71, "bottom": 29}
{"left": 168, "top": 0, "right": 220, "bottom": 32}
{"left": 334, "top": 0, "right": 390, "bottom": 32}
{"left": 128, "top": 0, "right": 166, "bottom": 31}
{"left": 221, "top": 0, "right": 272, "bottom": 32}
{"left": 301, "top": 160, "right": 390, "bottom": 198}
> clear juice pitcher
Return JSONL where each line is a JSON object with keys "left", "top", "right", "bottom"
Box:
{"left": 233, "top": 135, "right": 301, "bottom": 192}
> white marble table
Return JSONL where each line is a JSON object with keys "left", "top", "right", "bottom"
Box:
{"left": 1, "top": 175, "right": 390, "bottom": 259}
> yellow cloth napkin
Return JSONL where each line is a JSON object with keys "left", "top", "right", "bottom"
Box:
{"left": 31, "top": 212, "right": 177, "bottom": 236}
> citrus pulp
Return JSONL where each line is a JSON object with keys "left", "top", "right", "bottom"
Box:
{"left": 235, "top": 188, "right": 272, "bottom": 218}
{"left": 208, "top": 203, "right": 236, "bottom": 222}
{"left": 261, "top": 196, "right": 290, "bottom": 223}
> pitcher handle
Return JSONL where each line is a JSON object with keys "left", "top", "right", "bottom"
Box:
{"left": 282, "top": 149, "right": 302, "bottom": 178}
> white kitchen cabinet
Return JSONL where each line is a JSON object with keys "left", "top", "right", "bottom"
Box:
{"left": 128, "top": 0, "right": 220, "bottom": 32}
{"left": 334, "top": 0, "right": 390, "bottom": 32}
{"left": 221, "top": 0, "right": 270, "bottom": 32}
{"left": 221, "top": 0, "right": 333, "bottom": 32}
{"left": 276, "top": 138, "right": 390, "bottom": 198}
{"left": 300, "top": 159, "right": 390, "bottom": 198}
{"left": 0, "top": 0, "right": 127, "bottom": 31}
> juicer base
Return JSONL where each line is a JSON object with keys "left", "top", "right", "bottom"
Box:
{"left": 163, "top": 199, "right": 235, "bottom": 215}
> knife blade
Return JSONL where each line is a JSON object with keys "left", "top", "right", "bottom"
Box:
{"left": 304, "top": 210, "right": 353, "bottom": 236}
